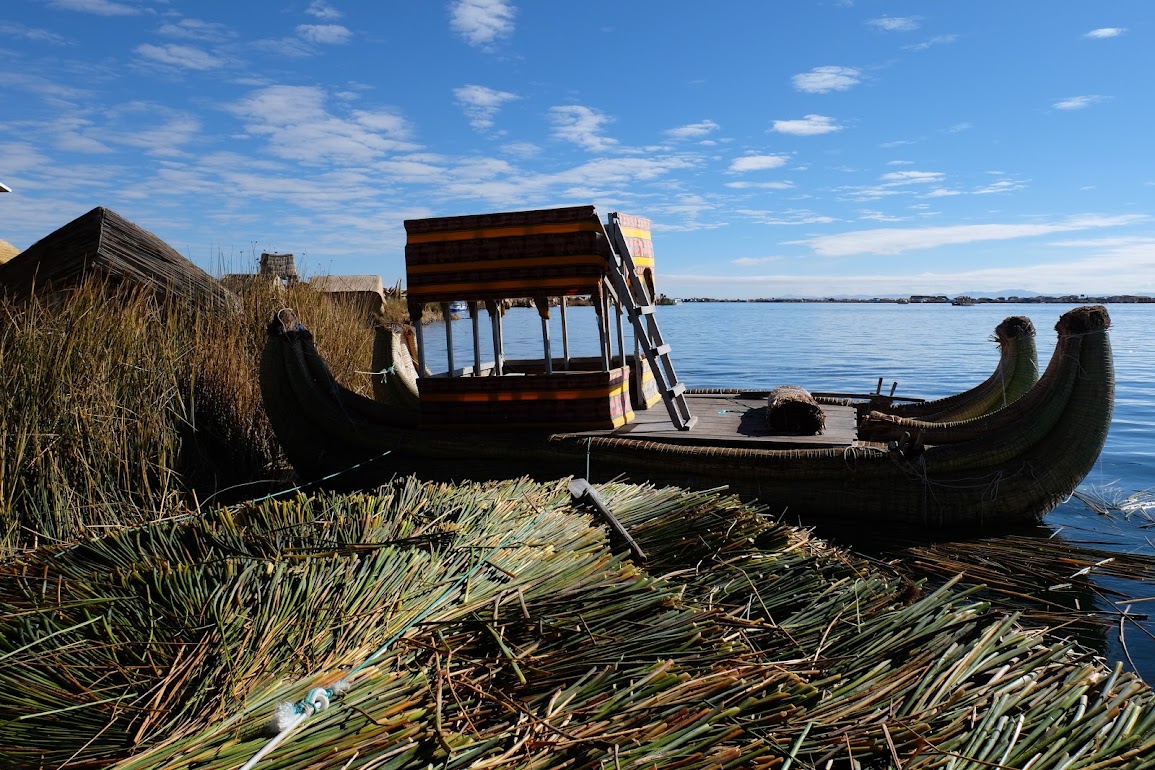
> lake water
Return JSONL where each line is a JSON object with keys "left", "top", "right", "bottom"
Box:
{"left": 423, "top": 301, "right": 1155, "bottom": 680}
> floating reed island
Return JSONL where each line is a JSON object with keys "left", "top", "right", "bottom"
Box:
{"left": 2, "top": 477, "right": 1153, "bottom": 769}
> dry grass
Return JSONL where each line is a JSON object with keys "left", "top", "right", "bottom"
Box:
{"left": 0, "top": 276, "right": 406, "bottom": 558}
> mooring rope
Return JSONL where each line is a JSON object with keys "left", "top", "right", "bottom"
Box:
{"left": 236, "top": 501, "right": 555, "bottom": 770}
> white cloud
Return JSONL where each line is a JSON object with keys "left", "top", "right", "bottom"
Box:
{"left": 665, "top": 120, "right": 720, "bottom": 140}
{"left": 792, "top": 66, "right": 861, "bottom": 94}
{"left": 250, "top": 36, "right": 314, "bottom": 58}
{"left": 433, "top": 155, "right": 697, "bottom": 206}
{"left": 296, "top": 24, "right": 352, "bottom": 44}
{"left": 549, "top": 105, "right": 618, "bottom": 152}
{"left": 868, "top": 16, "right": 918, "bottom": 31}
{"left": 53, "top": 119, "right": 115, "bottom": 154}
{"left": 0, "top": 22, "right": 69, "bottom": 44}
{"left": 135, "top": 43, "right": 226, "bottom": 71}
{"left": 858, "top": 210, "right": 906, "bottom": 222}
{"left": 158, "top": 18, "right": 234, "bottom": 42}
{"left": 1085, "top": 27, "right": 1125, "bottom": 39}
{"left": 906, "top": 34, "right": 958, "bottom": 51}
{"left": 0, "top": 72, "right": 88, "bottom": 101}
{"left": 1054, "top": 95, "right": 1105, "bottom": 110}
{"left": 501, "top": 141, "right": 540, "bottom": 158}
{"left": 880, "top": 170, "right": 943, "bottom": 185}
{"left": 739, "top": 208, "right": 835, "bottom": 225}
{"left": 228, "top": 85, "right": 417, "bottom": 164}
{"left": 800, "top": 215, "right": 1146, "bottom": 257}
{"left": 453, "top": 84, "right": 519, "bottom": 131}
{"left": 725, "top": 181, "right": 794, "bottom": 190}
{"left": 733, "top": 256, "right": 783, "bottom": 266}
{"left": 772, "top": 114, "right": 842, "bottom": 136}
{"left": 450, "top": 0, "right": 516, "bottom": 48}
{"left": 48, "top": 0, "right": 140, "bottom": 15}
{"left": 307, "top": 1, "right": 343, "bottom": 20}
{"left": 661, "top": 241, "right": 1155, "bottom": 297}
{"left": 729, "top": 154, "right": 789, "bottom": 173}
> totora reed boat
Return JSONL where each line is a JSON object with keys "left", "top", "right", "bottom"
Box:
{"left": 259, "top": 206, "right": 1114, "bottom": 530}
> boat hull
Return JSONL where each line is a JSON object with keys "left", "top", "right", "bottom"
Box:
{"left": 259, "top": 307, "right": 1114, "bottom": 531}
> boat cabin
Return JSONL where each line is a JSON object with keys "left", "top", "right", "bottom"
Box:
{"left": 403, "top": 206, "right": 691, "bottom": 432}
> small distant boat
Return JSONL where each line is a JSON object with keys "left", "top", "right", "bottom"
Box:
{"left": 259, "top": 206, "right": 1115, "bottom": 530}
{"left": 447, "top": 300, "right": 468, "bottom": 314}
{"left": 952, "top": 296, "right": 977, "bottom": 306}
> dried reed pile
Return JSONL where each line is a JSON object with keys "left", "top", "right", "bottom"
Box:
{"left": 2, "top": 477, "right": 1151, "bottom": 769}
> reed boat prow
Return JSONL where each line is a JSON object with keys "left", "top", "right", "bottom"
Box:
{"left": 867, "top": 314, "right": 1038, "bottom": 422}
{"left": 257, "top": 206, "right": 1115, "bottom": 530}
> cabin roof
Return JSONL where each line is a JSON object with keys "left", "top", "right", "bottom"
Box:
{"left": 404, "top": 205, "right": 612, "bottom": 303}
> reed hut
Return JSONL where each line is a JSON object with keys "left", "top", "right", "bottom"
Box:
{"left": 221, "top": 252, "right": 300, "bottom": 294}
{"left": 0, "top": 207, "right": 234, "bottom": 308}
{"left": 0, "top": 239, "right": 18, "bottom": 265}
{"left": 308, "top": 273, "right": 387, "bottom": 318}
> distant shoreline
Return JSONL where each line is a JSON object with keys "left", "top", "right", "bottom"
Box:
{"left": 676, "top": 295, "right": 1155, "bottom": 304}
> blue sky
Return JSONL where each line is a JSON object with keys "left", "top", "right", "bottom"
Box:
{"left": 2, "top": 1, "right": 1152, "bottom": 298}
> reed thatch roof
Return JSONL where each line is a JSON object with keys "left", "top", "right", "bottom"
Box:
{"left": 0, "top": 207, "right": 234, "bottom": 307}
{"left": 308, "top": 274, "right": 385, "bottom": 296}
{"left": 0, "top": 239, "right": 18, "bottom": 265}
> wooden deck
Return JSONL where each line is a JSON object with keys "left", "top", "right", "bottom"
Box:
{"left": 558, "top": 393, "right": 859, "bottom": 449}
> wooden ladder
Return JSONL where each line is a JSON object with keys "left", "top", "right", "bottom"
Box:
{"left": 603, "top": 213, "right": 697, "bottom": 431}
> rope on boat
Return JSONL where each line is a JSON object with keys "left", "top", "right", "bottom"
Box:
{"left": 236, "top": 502, "right": 556, "bottom": 770}
{"left": 357, "top": 366, "right": 395, "bottom": 377}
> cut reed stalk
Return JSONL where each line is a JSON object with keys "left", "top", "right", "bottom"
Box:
{"left": 0, "top": 477, "right": 1151, "bottom": 769}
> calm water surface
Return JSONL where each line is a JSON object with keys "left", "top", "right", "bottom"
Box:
{"left": 425, "top": 302, "right": 1155, "bottom": 678}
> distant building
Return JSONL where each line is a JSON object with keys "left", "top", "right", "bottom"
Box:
{"left": 909, "top": 295, "right": 950, "bottom": 303}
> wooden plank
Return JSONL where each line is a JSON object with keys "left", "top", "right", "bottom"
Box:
{"left": 554, "top": 394, "right": 858, "bottom": 449}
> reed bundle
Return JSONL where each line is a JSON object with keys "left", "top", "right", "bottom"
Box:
{"left": 2, "top": 477, "right": 1151, "bottom": 769}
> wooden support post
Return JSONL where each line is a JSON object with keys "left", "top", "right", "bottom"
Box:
{"left": 634, "top": 336, "right": 645, "bottom": 407}
{"left": 614, "top": 302, "right": 625, "bottom": 369}
{"left": 469, "top": 301, "right": 481, "bottom": 376}
{"left": 486, "top": 300, "right": 505, "bottom": 376}
{"left": 595, "top": 285, "right": 611, "bottom": 371}
{"left": 440, "top": 302, "right": 454, "bottom": 376}
{"left": 408, "top": 299, "right": 427, "bottom": 376}
{"left": 559, "top": 296, "right": 570, "bottom": 369}
{"left": 534, "top": 296, "right": 552, "bottom": 375}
